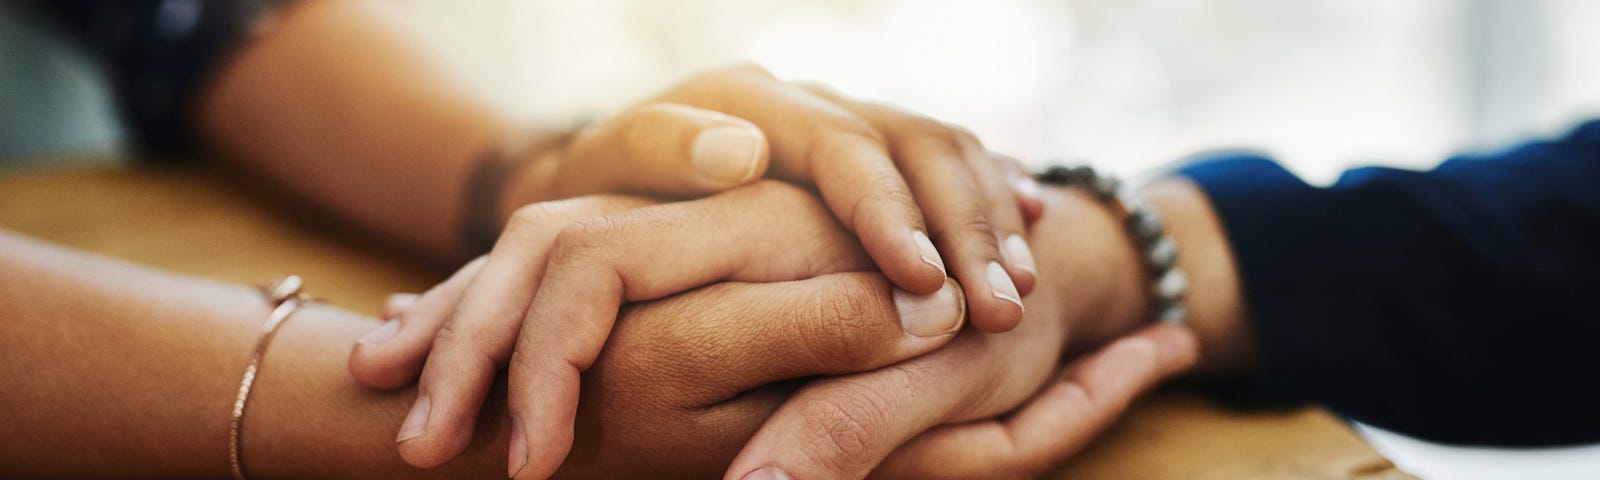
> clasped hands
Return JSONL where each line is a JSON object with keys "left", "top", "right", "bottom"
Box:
{"left": 347, "top": 65, "right": 1198, "bottom": 479}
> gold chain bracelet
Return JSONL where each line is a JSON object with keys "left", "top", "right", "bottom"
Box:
{"left": 229, "top": 275, "right": 311, "bottom": 480}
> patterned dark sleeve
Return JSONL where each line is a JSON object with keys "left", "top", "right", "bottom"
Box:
{"left": 13, "top": 0, "right": 280, "bottom": 156}
{"left": 1177, "top": 120, "right": 1600, "bottom": 446}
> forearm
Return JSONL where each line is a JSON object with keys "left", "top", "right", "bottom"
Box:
{"left": 0, "top": 232, "right": 257, "bottom": 477}
{"left": 196, "top": 0, "right": 525, "bottom": 260}
{"left": 0, "top": 231, "right": 507, "bottom": 478}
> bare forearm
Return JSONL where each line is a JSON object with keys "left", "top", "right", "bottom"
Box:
{"left": 0, "top": 232, "right": 259, "bottom": 476}
{"left": 0, "top": 231, "right": 507, "bottom": 478}
{"left": 197, "top": 0, "right": 519, "bottom": 260}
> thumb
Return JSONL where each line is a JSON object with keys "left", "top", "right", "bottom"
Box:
{"left": 560, "top": 102, "right": 770, "bottom": 197}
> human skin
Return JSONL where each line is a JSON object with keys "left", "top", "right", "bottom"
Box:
{"left": 197, "top": 0, "right": 1038, "bottom": 333}
{"left": 0, "top": 171, "right": 1245, "bottom": 479}
{"left": 727, "top": 179, "right": 1252, "bottom": 479}
{"left": 353, "top": 178, "right": 1247, "bottom": 479}
{"left": 195, "top": 7, "right": 1054, "bottom": 465}
{"left": 0, "top": 229, "right": 957, "bottom": 479}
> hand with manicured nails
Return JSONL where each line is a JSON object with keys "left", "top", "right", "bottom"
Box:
{"left": 350, "top": 182, "right": 975, "bottom": 476}
{"left": 513, "top": 64, "right": 1040, "bottom": 329}
{"left": 723, "top": 183, "right": 1203, "bottom": 480}
{"left": 353, "top": 65, "right": 1045, "bottom": 476}
{"left": 357, "top": 180, "right": 1202, "bottom": 479}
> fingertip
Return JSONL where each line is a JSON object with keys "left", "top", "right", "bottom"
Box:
{"left": 964, "top": 261, "right": 1024, "bottom": 332}
{"left": 348, "top": 321, "right": 422, "bottom": 389}
{"left": 508, "top": 416, "right": 529, "bottom": 478}
{"left": 1014, "top": 177, "right": 1046, "bottom": 224}
{"left": 1146, "top": 324, "right": 1202, "bottom": 372}
{"left": 1000, "top": 234, "right": 1038, "bottom": 295}
{"left": 511, "top": 415, "right": 576, "bottom": 480}
{"left": 1010, "top": 269, "right": 1038, "bottom": 297}
{"left": 893, "top": 277, "right": 966, "bottom": 338}
{"left": 691, "top": 124, "right": 770, "bottom": 187}
{"left": 394, "top": 388, "right": 483, "bottom": 469}
{"left": 394, "top": 398, "right": 458, "bottom": 469}
{"left": 396, "top": 434, "right": 455, "bottom": 469}
{"left": 966, "top": 300, "right": 1024, "bottom": 333}
{"left": 864, "top": 229, "right": 947, "bottom": 294}
{"left": 506, "top": 366, "right": 583, "bottom": 480}
{"left": 383, "top": 293, "right": 420, "bottom": 320}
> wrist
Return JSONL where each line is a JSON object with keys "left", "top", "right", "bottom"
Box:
{"left": 1028, "top": 186, "right": 1149, "bottom": 353}
{"left": 1140, "top": 179, "right": 1255, "bottom": 375}
{"left": 456, "top": 130, "right": 571, "bottom": 257}
{"left": 245, "top": 305, "right": 510, "bottom": 479}
{"left": 494, "top": 140, "right": 568, "bottom": 225}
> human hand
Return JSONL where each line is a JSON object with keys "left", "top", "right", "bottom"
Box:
{"left": 350, "top": 181, "right": 970, "bottom": 476}
{"left": 724, "top": 184, "right": 1200, "bottom": 480}
{"left": 489, "top": 102, "right": 774, "bottom": 223}
{"left": 500, "top": 66, "right": 1043, "bottom": 326}
{"left": 863, "top": 324, "right": 1196, "bottom": 479}
{"left": 642, "top": 64, "right": 1042, "bottom": 331}
{"left": 545, "top": 271, "right": 965, "bottom": 479}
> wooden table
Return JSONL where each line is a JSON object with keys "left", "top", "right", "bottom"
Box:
{"left": 0, "top": 166, "right": 1414, "bottom": 479}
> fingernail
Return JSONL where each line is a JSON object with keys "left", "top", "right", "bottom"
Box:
{"left": 692, "top": 126, "right": 763, "bottom": 185}
{"left": 912, "top": 230, "right": 946, "bottom": 276}
{"left": 742, "top": 467, "right": 793, "bottom": 480}
{"left": 383, "top": 293, "right": 419, "bottom": 320}
{"left": 508, "top": 416, "right": 528, "bottom": 478}
{"left": 987, "top": 261, "right": 1023, "bottom": 309}
{"left": 397, "top": 395, "right": 430, "bottom": 442}
{"left": 894, "top": 281, "right": 965, "bottom": 337}
{"left": 1014, "top": 176, "right": 1042, "bottom": 200}
{"left": 357, "top": 320, "right": 401, "bottom": 346}
{"left": 1002, "top": 235, "right": 1036, "bottom": 274}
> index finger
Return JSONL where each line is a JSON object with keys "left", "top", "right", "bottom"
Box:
{"left": 657, "top": 65, "right": 949, "bottom": 295}
{"left": 504, "top": 183, "right": 878, "bottom": 480}
{"left": 616, "top": 272, "right": 967, "bottom": 407}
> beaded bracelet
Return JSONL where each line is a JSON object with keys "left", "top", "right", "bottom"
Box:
{"left": 1037, "top": 164, "right": 1188, "bottom": 325}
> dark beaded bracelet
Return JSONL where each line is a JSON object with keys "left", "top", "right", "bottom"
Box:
{"left": 1037, "top": 164, "right": 1188, "bottom": 325}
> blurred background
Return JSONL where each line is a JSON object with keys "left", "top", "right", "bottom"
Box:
{"left": 3, "top": 0, "right": 1599, "bottom": 476}
{"left": 7, "top": 0, "right": 1600, "bottom": 185}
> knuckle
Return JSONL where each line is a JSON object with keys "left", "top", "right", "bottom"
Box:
{"left": 810, "top": 125, "right": 887, "bottom": 160}
{"left": 722, "top": 62, "right": 775, "bottom": 78}
{"left": 548, "top": 217, "right": 618, "bottom": 266}
{"left": 505, "top": 199, "right": 591, "bottom": 246}
{"left": 878, "top": 361, "right": 937, "bottom": 397}
{"left": 431, "top": 319, "right": 500, "bottom": 371}
{"left": 508, "top": 202, "right": 560, "bottom": 232}
{"left": 944, "top": 210, "right": 998, "bottom": 241}
{"left": 864, "top": 178, "right": 918, "bottom": 211}
{"left": 801, "top": 285, "right": 881, "bottom": 366}
{"left": 506, "top": 348, "right": 538, "bottom": 378}
{"left": 942, "top": 122, "right": 983, "bottom": 149}
{"left": 789, "top": 79, "right": 835, "bottom": 97}
{"left": 685, "top": 63, "right": 773, "bottom": 91}
{"left": 621, "top": 103, "right": 682, "bottom": 140}
{"left": 903, "top": 116, "right": 955, "bottom": 139}
{"left": 899, "top": 117, "right": 964, "bottom": 153}
{"left": 850, "top": 184, "right": 922, "bottom": 231}
{"left": 804, "top": 387, "right": 894, "bottom": 474}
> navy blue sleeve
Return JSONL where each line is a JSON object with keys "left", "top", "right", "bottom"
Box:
{"left": 13, "top": 0, "right": 279, "bottom": 156}
{"left": 1177, "top": 120, "right": 1600, "bottom": 446}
